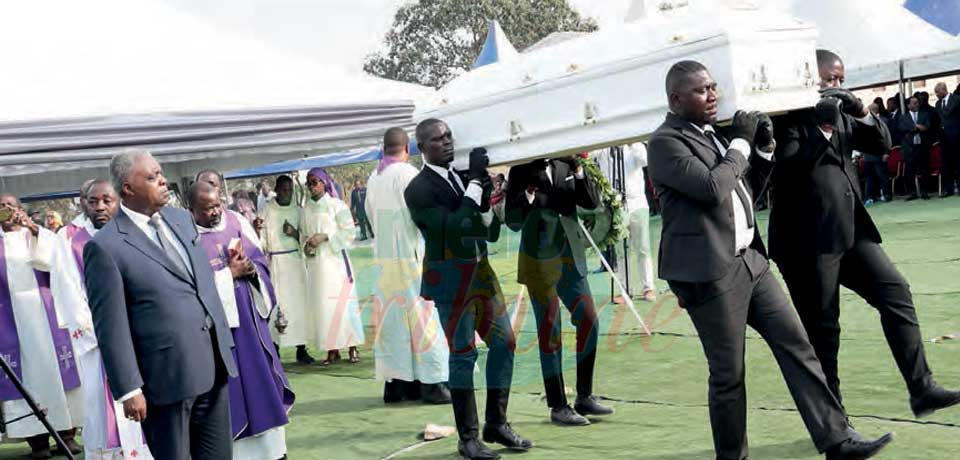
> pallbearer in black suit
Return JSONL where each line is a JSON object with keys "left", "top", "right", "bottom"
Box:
{"left": 648, "top": 60, "right": 893, "bottom": 460}
{"left": 769, "top": 50, "right": 960, "bottom": 417}
{"left": 404, "top": 119, "right": 532, "bottom": 460}
{"left": 504, "top": 156, "right": 613, "bottom": 426}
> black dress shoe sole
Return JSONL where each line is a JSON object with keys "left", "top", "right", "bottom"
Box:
{"left": 913, "top": 393, "right": 960, "bottom": 418}
{"left": 550, "top": 416, "right": 591, "bottom": 426}
{"left": 574, "top": 406, "right": 615, "bottom": 417}
{"left": 482, "top": 434, "right": 533, "bottom": 451}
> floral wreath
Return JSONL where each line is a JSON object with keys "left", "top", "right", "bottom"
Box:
{"left": 576, "top": 154, "right": 628, "bottom": 250}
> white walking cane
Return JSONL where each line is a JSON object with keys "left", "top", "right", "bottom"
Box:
{"left": 579, "top": 220, "right": 652, "bottom": 335}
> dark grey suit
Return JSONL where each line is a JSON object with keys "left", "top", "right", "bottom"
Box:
{"left": 937, "top": 93, "right": 960, "bottom": 190}
{"left": 648, "top": 113, "right": 850, "bottom": 460}
{"left": 84, "top": 207, "right": 237, "bottom": 459}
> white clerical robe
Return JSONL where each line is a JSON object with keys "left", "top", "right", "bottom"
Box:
{"left": 365, "top": 163, "right": 449, "bottom": 384}
{"left": 301, "top": 194, "right": 365, "bottom": 351}
{"left": 0, "top": 227, "right": 83, "bottom": 439}
{"left": 49, "top": 218, "right": 153, "bottom": 459}
{"left": 261, "top": 200, "right": 311, "bottom": 347}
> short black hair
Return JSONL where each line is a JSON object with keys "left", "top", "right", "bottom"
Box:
{"left": 665, "top": 60, "right": 708, "bottom": 97}
{"left": 816, "top": 49, "right": 843, "bottom": 73}
{"left": 383, "top": 127, "right": 409, "bottom": 149}
{"left": 415, "top": 118, "right": 445, "bottom": 145}
{"left": 82, "top": 178, "right": 114, "bottom": 197}
{"left": 275, "top": 175, "right": 293, "bottom": 189}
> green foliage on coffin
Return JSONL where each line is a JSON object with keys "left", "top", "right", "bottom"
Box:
{"left": 576, "top": 156, "right": 627, "bottom": 251}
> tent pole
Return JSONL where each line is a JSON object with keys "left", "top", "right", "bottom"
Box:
{"left": 899, "top": 60, "right": 907, "bottom": 110}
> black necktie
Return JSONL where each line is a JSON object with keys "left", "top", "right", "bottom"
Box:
{"left": 447, "top": 170, "right": 464, "bottom": 197}
{"left": 705, "top": 130, "right": 755, "bottom": 227}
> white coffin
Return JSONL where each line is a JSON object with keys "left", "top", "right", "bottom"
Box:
{"left": 418, "top": 6, "right": 820, "bottom": 167}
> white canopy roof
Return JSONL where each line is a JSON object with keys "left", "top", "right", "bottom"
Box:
{"left": 0, "top": 0, "right": 436, "bottom": 196}
{"left": 764, "top": 0, "right": 960, "bottom": 88}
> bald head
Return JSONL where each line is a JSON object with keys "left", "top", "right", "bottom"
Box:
{"left": 935, "top": 82, "right": 949, "bottom": 98}
{"left": 195, "top": 169, "right": 223, "bottom": 189}
{"left": 187, "top": 181, "right": 218, "bottom": 209}
{"left": 0, "top": 193, "right": 21, "bottom": 209}
{"left": 816, "top": 49, "right": 845, "bottom": 89}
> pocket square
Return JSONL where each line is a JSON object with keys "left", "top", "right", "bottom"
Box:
{"left": 564, "top": 175, "right": 575, "bottom": 182}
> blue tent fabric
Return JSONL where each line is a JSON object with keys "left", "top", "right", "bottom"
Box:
{"left": 224, "top": 141, "right": 420, "bottom": 179}
{"left": 905, "top": 0, "right": 960, "bottom": 35}
{"left": 472, "top": 20, "right": 518, "bottom": 69}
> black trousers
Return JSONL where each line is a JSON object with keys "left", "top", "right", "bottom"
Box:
{"left": 527, "top": 262, "right": 599, "bottom": 408}
{"left": 941, "top": 134, "right": 960, "bottom": 191}
{"left": 142, "top": 330, "right": 232, "bottom": 460}
{"left": 778, "top": 239, "right": 933, "bottom": 405}
{"left": 670, "top": 249, "right": 849, "bottom": 460}
{"left": 904, "top": 142, "right": 930, "bottom": 195}
{"left": 863, "top": 159, "right": 890, "bottom": 200}
{"left": 434, "top": 259, "right": 516, "bottom": 437}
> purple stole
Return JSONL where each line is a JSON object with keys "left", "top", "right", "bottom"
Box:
{"left": 64, "top": 223, "right": 92, "bottom": 285}
{"left": 65, "top": 224, "right": 123, "bottom": 449}
{"left": 0, "top": 231, "right": 81, "bottom": 401}
{"left": 198, "top": 213, "right": 293, "bottom": 439}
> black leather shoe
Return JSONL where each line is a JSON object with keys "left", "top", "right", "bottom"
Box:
{"left": 422, "top": 383, "right": 452, "bottom": 405}
{"left": 920, "top": 192, "right": 931, "bottom": 200}
{"left": 457, "top": 438, "right": 500, "bottom": 460}
{"left": 825, "top": 432, "right": 894, "bottom": 460}
{"left": 574, "top": 395, "right": 614, "bottom": 416}
{"left": 941, "top": 191, "right": 955, "bottom": 198}
{"left": 911, "top": 384, "right": 960, "bottom": 418}
{"left": 550, "top": 405, "right": 590, "bottom": 426}
{"left": 295, "top": 346, "right": 315, "bottom": 364}
{"left": 383, "top": 381, "right": 405, "bottom": 404}
{"left": 905, "top": 194, "right": 919, "bottom": 201}
{"left": 482, "top": 423, "right": 533, "bottom": 451}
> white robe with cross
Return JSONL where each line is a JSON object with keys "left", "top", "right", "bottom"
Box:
{"left": 365, "top": 163, "right": 449, "bottom": 384}
{"left": 0, "top": 227, "right": 83, "bottom": 440}
{"left": 49, "top": 217, "right": 153, "bottom": 459}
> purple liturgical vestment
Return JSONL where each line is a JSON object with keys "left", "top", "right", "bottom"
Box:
{"left": 0, "top": 231, "right": 81, "bottom": 401}
{"left": 197, "top": 212, "right": 294, "bottom": 440}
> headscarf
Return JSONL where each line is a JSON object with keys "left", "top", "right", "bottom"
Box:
{"left": 306, "top": 167, "right": 340, "bottom": 200}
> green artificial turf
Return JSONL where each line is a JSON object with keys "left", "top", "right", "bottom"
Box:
{"left": 2, "top": 198, "right": 958, "bottom": 459}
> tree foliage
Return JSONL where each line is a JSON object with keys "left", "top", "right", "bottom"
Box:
{"left": 364, "top": 0, "right": 598, "bottom": 88}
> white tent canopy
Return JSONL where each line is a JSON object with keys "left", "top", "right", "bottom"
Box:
{"left": 766, "top": 0, "right": 960, "bottom": 88}
{"left": 0, "top": 0, "right": 436, "bottom": 197}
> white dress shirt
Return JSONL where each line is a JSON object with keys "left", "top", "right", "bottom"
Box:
{"left": 423, "top": 162, "right": 493, "bottom": 226}
{"left": 910, "top": 111, "right": 922, "bottom": 145}
{"left": 524, "top": 161, "right": 587, "bottom": 204}
{"left": 120, "top": 204, "right": 192, "bottom": 276}
{"left": 690, "top": 124, "right": 755, "bottom": 252}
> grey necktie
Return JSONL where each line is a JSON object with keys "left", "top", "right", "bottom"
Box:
{"left": 148, "top": 215, "right": 192, "bottom": 279}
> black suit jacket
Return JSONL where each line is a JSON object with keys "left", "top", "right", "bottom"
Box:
{"left": 936, "top": 95, "right": 960, "bottom": 140}
{"left": 504, "top": 159, "right": 600, "bottom": 286}
{"left": 647, "top": 113, "right": 767, "bottom": 283}
{"left": 768, "top": 109, "right": 890, "bottom": 261}
{"left": 84, "top": 207, "right": 237, "bottom": 405}
{"left": 898, "top": 109, "right": 936, "bottom": 148}
{"left": 404, "top": 165, "right": 500, "bottom": 303}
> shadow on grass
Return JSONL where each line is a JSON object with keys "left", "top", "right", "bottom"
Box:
{"left": 290, "top": 395, "right": 386, "bottom": 416}
{"left": 631, "top": 438, "right": 814, "bottom": 460}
